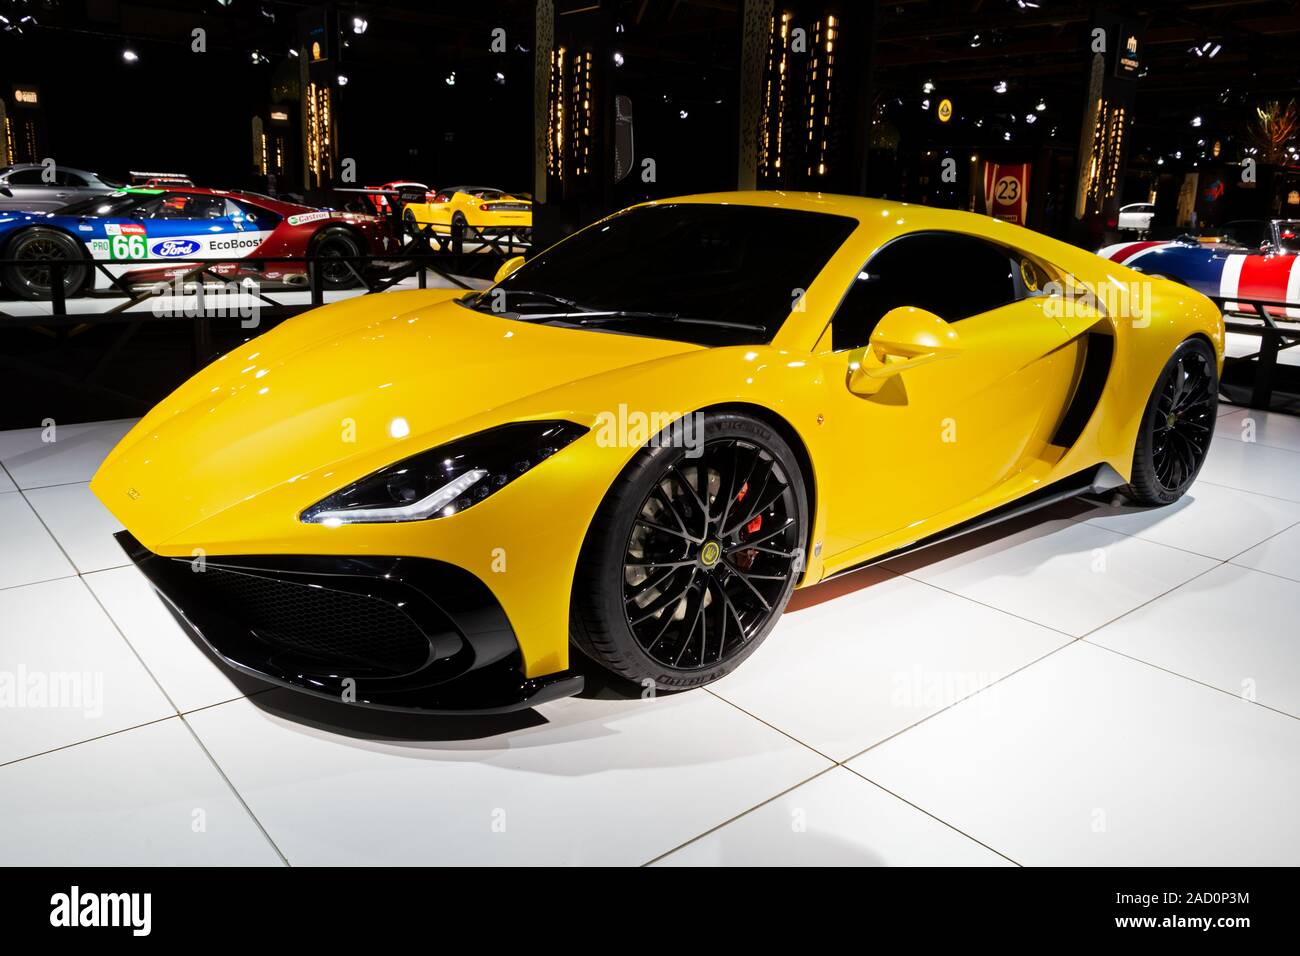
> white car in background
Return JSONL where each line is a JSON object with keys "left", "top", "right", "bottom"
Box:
{"left": 1118, "top": 202, "right": 1156, "bottom": 234}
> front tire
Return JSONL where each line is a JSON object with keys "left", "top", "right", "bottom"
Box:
{"left": 2, "top": 227, "right": 90, "bottom": 300}
{"left": 1123, "top": 337, "right": 1218, "bottom": 506}
{"left": 571, "top": 412, "right": 807, "bottom": 689}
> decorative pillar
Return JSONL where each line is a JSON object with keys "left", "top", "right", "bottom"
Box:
{"left": 738, "top": 0, "right": 774, "bottom": 190}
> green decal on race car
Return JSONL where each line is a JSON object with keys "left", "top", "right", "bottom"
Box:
{"left": 108, "top": 235, "right": 147, "bottom": 259}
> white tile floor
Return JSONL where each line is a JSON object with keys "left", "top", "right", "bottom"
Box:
{"left": 1, "top": 409, "right": 1298, "bottom": 866}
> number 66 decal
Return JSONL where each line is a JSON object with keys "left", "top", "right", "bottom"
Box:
{"left": 110, "top": 234, "right": 147, "bottom": 259}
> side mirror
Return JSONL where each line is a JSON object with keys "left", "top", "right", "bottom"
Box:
{"left": 494, "top": 255, "right": 525, "bottom": 284}
{"left": 848, "top": 306, "right": 963, "bottom": 396}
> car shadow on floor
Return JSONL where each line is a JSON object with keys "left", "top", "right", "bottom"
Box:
{"left": 173, "top": 495, "right": 1107, "bottom": 742}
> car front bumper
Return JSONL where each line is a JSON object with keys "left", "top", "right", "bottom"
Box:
{"left": 115, "top": 531, "right": 584, "bottom": 714}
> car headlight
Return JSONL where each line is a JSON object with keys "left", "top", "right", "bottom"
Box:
{"left": 301, "top": 420, "right": 587, "bottom": 525}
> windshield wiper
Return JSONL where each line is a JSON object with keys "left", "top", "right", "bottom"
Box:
{"left": 566, "top": 311, "right": 768, "bottom": 332}
{"left": 463, "top": 289, "right": 584, "bottom": 315}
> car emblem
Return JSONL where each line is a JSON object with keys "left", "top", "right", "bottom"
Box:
{"left": 126, "top": 487, "right": 141, "bottom": 500}
{"left": 699, "top": 540, "right": 721, "bottom": 567}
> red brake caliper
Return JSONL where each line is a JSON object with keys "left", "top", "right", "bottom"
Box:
{"left": 733, "top": 482, "right": 761, "bottom": 568}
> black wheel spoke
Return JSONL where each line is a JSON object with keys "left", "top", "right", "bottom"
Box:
{"left": 725, "top": 517, "right": 796, "bottom": 552}
{"left": 634, "top": 516, "right": 700, "bottom": 545}
{"left": 721, "top": 561, "right": 773, "bottom": 612}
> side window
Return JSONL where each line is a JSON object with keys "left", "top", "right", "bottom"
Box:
{"left": 182, "top": 195, "right": 229, "bottom": 219}
{"left": 831, "top": 233, "right": 1018, "bottom": 351}
{"left": 7, "top": 169, "right": 45, "bottom": 185}
{"left": 230, "top": 199, "right": 279, "bottom": 227}
{"left": 55, "top": 171, "right": 88, "bottom": 187}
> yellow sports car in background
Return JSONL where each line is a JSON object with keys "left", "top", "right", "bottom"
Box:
{"left": 90, "top": 192, "right": 1223, "bottom": 714}
{"left": 403, "top": 185, "right": 532, "bottom": 236}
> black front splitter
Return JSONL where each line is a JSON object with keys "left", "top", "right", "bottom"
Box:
{"left": 116, "top": 531, "right": 584, "bottom": 715}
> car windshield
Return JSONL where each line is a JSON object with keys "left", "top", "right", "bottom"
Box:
{"left": 461, "top": 202, "right": 857, "bottom": 346}
{"left": 53, "top": 194, "right": 145, "bottom": 217}
{"left": 1218, "top": 221, "right": 1268, "bottom": 248}
{"left": 1276, "top": 220, "right": 1300, "bottom": 253}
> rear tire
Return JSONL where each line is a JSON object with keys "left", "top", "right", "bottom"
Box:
{"left": 1123, "top": 337, "right": 1218, "bottom": 506}
{"left": 570, "top": 412, "right": 807, "bottom": 690}
{"left": 2, "top": 227, "right": 89, "bottom": 300}
{"left": 309, "top": 226, "right": 362, "bottom": 290}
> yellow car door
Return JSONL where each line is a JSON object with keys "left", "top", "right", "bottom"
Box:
{"left": 810, "top": 231, "right": 1083, "bottom": 563}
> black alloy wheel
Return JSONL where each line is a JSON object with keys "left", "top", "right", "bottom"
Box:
{"left": 571, "top": 412, "right": 807, "bottom": 688}
{"left": 2, "top": 228, "right": 90, "bottom": 300}
{"left": 1125, "top": 337, "right": 1218, "bottom": 505}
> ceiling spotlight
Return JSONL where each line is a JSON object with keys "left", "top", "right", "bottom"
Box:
{"left": 1025, "top": 113, "right": 1037, "bottom": 124}
{"left": 1175, "top": 150, "right": 1182, "bottom": 159}
{"left": 1035, "top": 99, "right": 1047, "bottom": 112}
{"left": 613, "top": 51, "right": 624, "bottom": 67}
{"left": 922, "top": 80, "right": 935, "bottom": 94}
{"left": 352, "top": 16, "right": 368, "bottom": 35}
{"left": 1016, "top": 0, "right": 1040, "bottom": 7}
{"left": 679, "top": 109, "right": 689, "bottom": 119}
{"left": 993, "top": 80, "right": 1008, "bottom": 94}
{"left": 921, "top": 98, "right": 931, "bottom": 110}
{"left": 288, "top": 47, "right": 299, "bottom": 57}
{"left": 1191, "top": 116, "right": 1202, "bottom": 127}
{"left": 1157, "top": 157, "right": 1165, "bottom": 165}
{"left": 122, "top": 49, "right": 138, "bottom": 63}
{"left": 250, "top": 50, "right": 269, "bottom": 65}
{"left": 1003, "top": 131, "right": 1012, "bottom": 141}
{"left": 445, "top": 71, "right": 456, "bottom": 86}
{"left": 493, "top": 71, "right": 505, "bottom": 85}
{"left": 969, "top": 33, "right": 982, "bottom": 48}
{"left": 337, "top": 74, "right": 349, "bottom": 86}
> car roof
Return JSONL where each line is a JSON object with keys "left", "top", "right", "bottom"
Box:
{"left": 2, "top": 163, "right": 101, "bottom": 177}
{"left": 146, "top": 186, "right": 316, "bottom": 216}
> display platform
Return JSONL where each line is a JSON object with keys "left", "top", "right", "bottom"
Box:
{"left": 2, "top": 401, "right": 1297, "bottom": 867}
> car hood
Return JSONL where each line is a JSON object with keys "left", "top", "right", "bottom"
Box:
{"left": 91, "top": 289, "right": 700, "bottom": 548}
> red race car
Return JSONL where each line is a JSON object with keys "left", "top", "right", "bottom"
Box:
{"left": 0, "top": 186, "right": 394, "bottom": 299}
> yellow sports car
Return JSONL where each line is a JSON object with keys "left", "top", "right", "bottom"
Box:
{"left": 90, "top": 192, "right": 1223, "bottom": 713}
{"left": 402, "top": 185, "right": 532, "bottom": 236}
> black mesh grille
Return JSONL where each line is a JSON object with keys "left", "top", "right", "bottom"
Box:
{"left": 196, "top": 567, "right": 430, "bottom": 675}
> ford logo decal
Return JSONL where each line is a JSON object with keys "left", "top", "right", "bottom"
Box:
{"left": 151, "top": 239, "right": 201, "bottom": 257}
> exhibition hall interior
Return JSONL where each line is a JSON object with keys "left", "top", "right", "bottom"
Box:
{"left": 1, "top": 0, "right": 1299, "bottom": 874}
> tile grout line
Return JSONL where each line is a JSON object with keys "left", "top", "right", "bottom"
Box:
{"left": 703, "top": 687, "right": 840, "bottom": 764}
{"left": 0, "top": 714, "right": 178, "bottom": 771}
{"left": 639, "top": 764, "right": 839, "bottom": 866}
{"left": 901, "top": 573, "right": 1077, "bottom": 641}
{"left": 0, "top": 571, "right": 81, "bottom": 595}
{"left": 13, "top": 484, "right": 82, "bottom": 576}
{"left": 74, "top": 574, "right": 184, "bottom": 716}
{"left": 840, "top": 766, "right": 1023, "bottom": 867}
{"left": 1083, "top": 641, "right": 1300, "bottom": 723}
{"left": 178, "top": 713, "right": 292, "bottom": 867}
{"left": 1075, "top": 505, "right": 1300, "bottom": 563}
{"left": 1197, "top": 477, "right": 1300, "bottom": 505}
{"left": 1219, "top": 517, "right": 1300, "bottom": 564}
{"left": 837, "top": 640, "right": 1079, "bottom": 765}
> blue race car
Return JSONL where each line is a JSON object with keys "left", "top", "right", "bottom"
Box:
{"left": 0, "top": 187, "right": 388, "bottom": 300}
